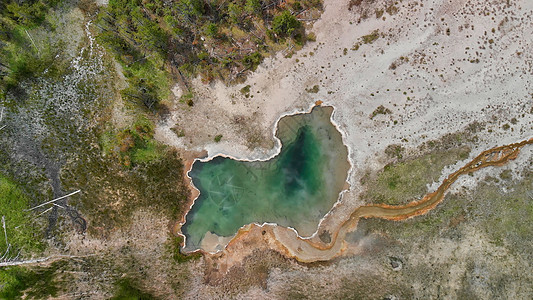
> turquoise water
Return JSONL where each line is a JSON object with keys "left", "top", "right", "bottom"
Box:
{"left": 182, "top": 106, "right": 349, "bottom": 251}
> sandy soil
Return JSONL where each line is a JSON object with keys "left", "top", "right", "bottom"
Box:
{"left": 155, "top": 0, "right": 533, "bottom": 267}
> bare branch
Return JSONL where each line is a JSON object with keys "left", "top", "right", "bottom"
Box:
{"left": 27, "top": 190, "right": 81, "bottom": 211}
{"left": 35, "top": 207, "right": 54, "bottom": 218}
{"left": 1, "top": 244, "right": 11, "bottom": 261}
{"left": 25, "top": 29, "right": 40, "bottom": 56}
{"left": 53, "top": 203, "right": 65, "bottom": 209}
{"left": 1, "top": 216, "right": 7, "bottom": 246}
{"left": 0, "top": 106, "right": 4, "bottom": 131}
{"left": 0, "top": 256, "right": 50, "bottom": 267}
{"left": 0, "top": 254, "right": 97, "bottom": 267}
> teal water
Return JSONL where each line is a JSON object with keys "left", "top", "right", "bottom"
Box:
{"left": 182, "top": 106, "right": 349, "bottom": 251}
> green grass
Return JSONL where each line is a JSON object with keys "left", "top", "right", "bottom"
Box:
{"left": 363, "top": 146, "right": 471, "bottom": 205}
{"left": 0, "top": 27, "right": 67, "bottom": 100}
{"left": 0, "top": 174, "right": 43, "bottom": 254}
{"left": 131, "top": 141, "right": 162, "bottom": 164}
{"left": 99, "top": 130, "right": 118, "bottom": 155}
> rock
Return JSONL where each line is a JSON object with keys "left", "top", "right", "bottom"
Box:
{"left": 389, "top": 256, "right": 403, "bottom": 271}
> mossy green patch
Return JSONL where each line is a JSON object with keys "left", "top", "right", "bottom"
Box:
{"left": 0, "top": 261, "right": 63, "bottom": 299}
{"left": 0, "top": 174, "right": 43, "bottom": 254}
{"left": 111, "top": 277, "right": 157, "bottom": 300}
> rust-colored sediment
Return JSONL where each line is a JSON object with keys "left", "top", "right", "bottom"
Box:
{"left": 198, "top": 138, "right": 532, "bottom": 269}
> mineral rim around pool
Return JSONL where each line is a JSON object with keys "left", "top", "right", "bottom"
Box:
{"left": 182, "top": 106, "right": 350, "bottom": 252}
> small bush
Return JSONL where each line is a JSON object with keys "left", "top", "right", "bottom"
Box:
{"left": 306, "top": 85, "right": 320, "bottom": 93}
{"left": 242, "top": 52, "right": 263, "bottom": 71}
{"left": 180, "top": 92, "right": 194, "bottom": 106}
{"left": 361, "top": 30, "right": 380, "bottom": 44}
{"left": 204, "top": 22, "right": 219, "bottom": 38}
{"left": 370, "top": 105, "right": 392, "bottom": 119}
{"left": 240, "top": 85, "right": 251, "bottom": 94}
{"left": 214, "top": 134, "right": 223, "bottom": 142}
{"left": 271, "top": 11, "right": 301, "bottom": 37}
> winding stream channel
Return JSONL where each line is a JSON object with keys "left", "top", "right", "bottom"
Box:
{"left": 220, "top": 137, "right": 533, "bottom": 263}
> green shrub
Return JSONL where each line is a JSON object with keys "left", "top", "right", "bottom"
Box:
{"left": 240, "top": 84, "right": 251, "bottom": 94}
{"left": 306, "top": 85, "right": 319, "bottom": 93}
{"left": 271, "top": 10, "right": 301, "bottom": 37}
{"left": 204, "top": 22, "right": 219, "bottom": 38}
{"left": 242, "top": 52, "right": 263, "bottom": 71}
{"left": 361, "top": 30, "right": 380, "bottom": 44}
{"left": 245, "top": 0, "right": 262, "bottom": 16}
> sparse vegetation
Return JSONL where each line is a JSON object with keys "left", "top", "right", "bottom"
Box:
{"left": 95, "top": 0, "right": 320, "bottom": 106}
{"left": 370, "top": 105, "right": 392, "bottom": 119}
{"left": 362, "top": 30, "right": 380, "bottom": 44}
{"left": 306, "top": 85, "right": 320, "bottom": 93}
{"left": 363, "top": 146, "right": 471, "bottom": 205}
{"left": 384, "top": 144, "right": 405, "bottom": 160}
{"left": 351, "top": 30, "right": 380, "bottom": 52}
